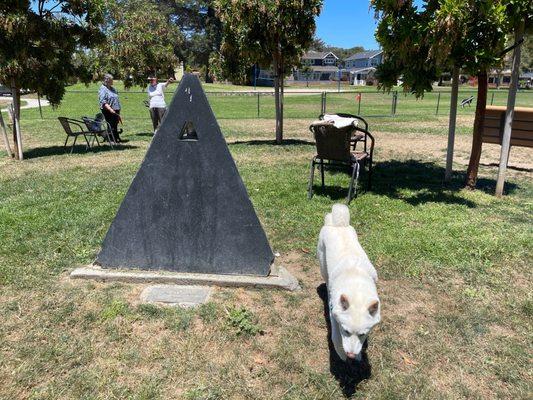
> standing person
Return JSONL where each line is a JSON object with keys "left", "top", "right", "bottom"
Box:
{"left": 99, "top": 73, "right": 123, "bottom": 143}
{"left": 147, "top": 75, "right": 174, "bottom": 133}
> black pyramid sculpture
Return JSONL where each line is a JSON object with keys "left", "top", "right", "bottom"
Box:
{"left": 96, "top": 74, "right": 274, "bottom": 276}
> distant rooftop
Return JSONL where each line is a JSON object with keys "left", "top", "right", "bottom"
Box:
{"left": 345, "top": 50, "right": 383, "bottom": 61}
{"left": 302, "top": 50, "right": 339, "bottom": 60}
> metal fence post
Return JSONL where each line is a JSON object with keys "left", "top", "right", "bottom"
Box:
{"left": 37, "top": 93, "right": 43, "bottom": 119}
{"left": 490, "top": 92, "right": 495, "bottom": 105}
{"left": 389, "top": 91, "right": 398, "bottom": 116}
{"left": 257, "top": 93, "right": 260, "bottom": 118}
{"left": 357, "top": 92, "right": 362, "bottom": 115}
{"left": 435, "top": 92, "right": 441, "bottom": 115}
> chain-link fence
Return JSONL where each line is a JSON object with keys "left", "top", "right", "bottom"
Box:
{"left": 17, "top": 89, "right": 533, "bottom": 121}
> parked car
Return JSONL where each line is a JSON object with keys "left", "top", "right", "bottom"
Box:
{"left": 0, "top": 85, "right": 11, "bottom": 96}
{"left": 0, "top": 85, "right": 32, "bottom": 97}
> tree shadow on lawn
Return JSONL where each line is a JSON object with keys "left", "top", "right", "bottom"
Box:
{"left": 316, "top": 283, "right": 372, "bottom": 398}
{"left": 228, "top": 139, "right": 315, "bottom": 146}
{"left": 135, "top": 132, "right": 155, "bottom": 137}
{"left": 479, "top": 162, "right": 532, "bottom": 173}
{"left": 310, "top": 159, "right": 519, "bottom": 206}
{"left": 372, "top": 159, "right": 519, "bottom": 206}
{"left": 24, "top": 144, "right": 137, "bottom": 159}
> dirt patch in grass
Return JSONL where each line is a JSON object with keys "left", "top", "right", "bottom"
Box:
{"left": 222, "top": 118, "right": 532, "bottom": 177}
{"left": 4, "top": 249, "right": 528, "bottom": 399}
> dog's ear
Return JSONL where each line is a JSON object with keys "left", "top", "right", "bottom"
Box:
{"left": 368, "top": 300, "right": 379, "bottom": 317}
{"left": 339, "top": 294, "right": 350, "bottom": 311}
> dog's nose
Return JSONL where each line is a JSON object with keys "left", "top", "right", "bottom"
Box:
{"left": 346, "top": 352, "right": 356, "bottom": 359}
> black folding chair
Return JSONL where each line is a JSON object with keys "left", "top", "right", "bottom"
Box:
{"left": 82, "top": 114, "right": 116, "bottom": 147}
{"left": 58, "top": 117, "right": 99, "bottom": 153}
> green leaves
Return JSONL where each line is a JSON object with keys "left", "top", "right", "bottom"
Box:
{"left": 102, "top": 0, "right": 183, "bottom": 88}
{"left": 0, "top": 0, "right": 106, "bottom": 106}
{"left": 214, "top": 0, "right": 323, "bottom": 81}
{"left": 372, "top": 0, "right": 519, "bottom": 96}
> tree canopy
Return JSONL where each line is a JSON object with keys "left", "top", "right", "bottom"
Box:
{"left": 100, "top": 0, "right": 183, "bottom": 87}
{"left": 0, "top": 0, "right": 106, "bottom": 159}
{"left": 0, "top": 0, "right": 105, "bottom": 106}
{"left": 371, "top": 0, "right": 510, "bottom": 96}
{"left": 371, "top": 0, "right": 531, "bottom": 188}
{"left": 215, "top": 0, "right": 323, "bottom": 143}
{"left": 155, "top": 0, "right": 222, "bottom": 81}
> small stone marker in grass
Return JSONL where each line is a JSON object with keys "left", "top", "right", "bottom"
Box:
{"left": 140, "top": 285, "right": 212, "bottom": 308}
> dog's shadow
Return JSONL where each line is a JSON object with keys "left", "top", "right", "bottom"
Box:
{"left": 317, "top": 283, "right": 372, "bottom": 397}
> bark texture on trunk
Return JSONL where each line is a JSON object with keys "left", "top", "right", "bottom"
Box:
{"left": 279, "top": 65, "right": 284, "bottom": 142}
{"left": 0, "top": 110, "right": 13, "bottom": 158}
{"left": 274, "top": 56, "right": 283, "bottom": 144}
{"left": 465, "top": 71, "right": 488, "bottom": 188}
{"left": 10, "top": 78, "right": 23, "bottom": 160}
{"left": 495, "top": 19, "right": 525, "bottom": 197}
{"left": 445, "top": 65, "right": 460, "bottom": 182}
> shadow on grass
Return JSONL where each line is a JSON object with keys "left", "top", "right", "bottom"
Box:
{"left": 229, "top": 139, "right": 315, "bottom": 146}
{"left": 371, "top": 159, "right": 519, "bottom": 206}
{"left": 309, "top": 165, "right": 370, "bottom": 202}
{"left": 135, "top": 132, "right": 155, "bottom": 137}
{"left": 317, "top": 283, "right": 372, "bottom": 398}
{"left": 479, "top": 162, "right": 532, "bottom": 173}
{"left": 24, "top": 144, "right": 137, "bottom": 159}
{"left": 308, "top": 159, "right": 520, "bottom": 205}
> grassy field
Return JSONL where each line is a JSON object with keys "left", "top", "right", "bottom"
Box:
{"left": 0, "top": 86, "right": 532, "bottom": 399}
{"left": 20, "top": 81, "right": 533, "bottom": 121}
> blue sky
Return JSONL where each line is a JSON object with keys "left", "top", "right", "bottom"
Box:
{"left": 316, "top": 0, "right": 424, "bottom": 50}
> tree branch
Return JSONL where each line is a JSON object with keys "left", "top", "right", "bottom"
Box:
{"left": 500, "top": 38, "right": 525, "bottom": 57}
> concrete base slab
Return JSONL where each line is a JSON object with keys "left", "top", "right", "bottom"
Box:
{"left": 70, "top": 264, "right": 300, "bottom": 291}
{"left": 140, "top": 285, "right": 212, "bottom": 307}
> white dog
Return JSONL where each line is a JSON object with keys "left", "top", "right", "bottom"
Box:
{"left": 317, "top": 204, "right": 380, "bottom": 361}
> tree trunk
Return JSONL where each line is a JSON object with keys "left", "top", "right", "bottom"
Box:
{"left": 445, "top": 65, "right": 460, "bottom": 182}
{"left": 10, "top": 78, "right": 23, "bottom": 160}
{"left": 37, "top": 93, "right": 43, "bottom": 119}
{"left": 280, "top": 67, "right": 284, "bottom": 141}
{"left": 0, "top": 110, "right": 13, "bottom": 158}
{"left": 274, "top": 58, "right": 283, "bottom": 144}
{"left": 465, "top": 71, "right": 488, "bottom": 188}
{"left": 495, "top": 19, "right": 525, "bottom": 197}
{"left": 205, "top": 62, "right": 212, "bottom": 84}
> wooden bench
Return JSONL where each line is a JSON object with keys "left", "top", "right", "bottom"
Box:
{"left": 482, "top": 106, "right": 533, "bottom": 148}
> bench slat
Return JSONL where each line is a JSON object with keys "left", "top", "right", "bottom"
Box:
{"left": 481, "top": 106, "right": 533, "bottom": 148}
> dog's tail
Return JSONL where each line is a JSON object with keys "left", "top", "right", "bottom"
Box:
{"left": 324, "top": 204, "right": 350, "bottom": 227}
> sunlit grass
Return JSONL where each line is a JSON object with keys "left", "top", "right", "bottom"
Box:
{"left": 0, "top": 89, "right": 531, "bottom": 399}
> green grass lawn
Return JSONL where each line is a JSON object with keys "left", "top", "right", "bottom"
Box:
{"left": 18, "top": 85, "right": 533, "bottom": 125}
{"left": 0, "top": 88, "right": 532, "bottom": 399}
